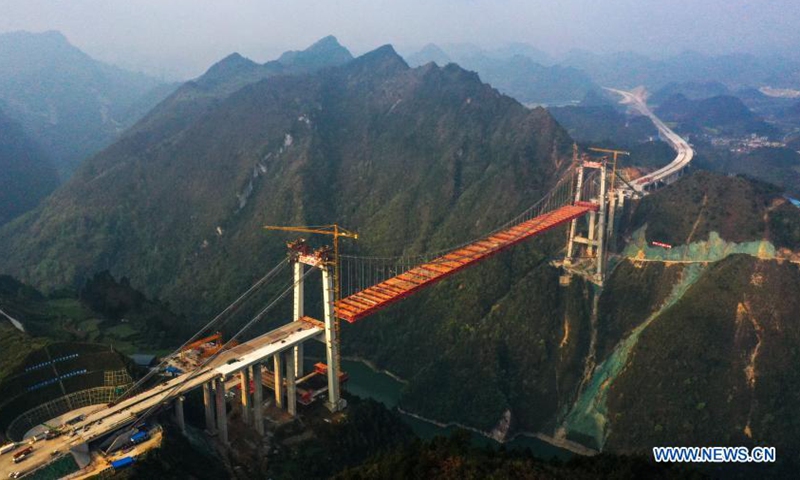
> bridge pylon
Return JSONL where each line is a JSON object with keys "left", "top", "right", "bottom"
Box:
{"left": 285, "top": 240, "right": 347, "bottom": 412}
{"left": 562, "top": 151, "right": 619, "bottom": 287}
{"left": 265, "top": 225, "right": 359, "bottom": 413}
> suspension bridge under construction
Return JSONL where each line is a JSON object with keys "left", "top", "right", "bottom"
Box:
{"left": 2, "top": 138, "right": 689, "bottom": 476}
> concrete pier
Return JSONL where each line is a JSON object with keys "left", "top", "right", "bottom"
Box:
{"left": 215, "top": 377, "right": 228, "bottom": 445}
{"left": 203, "top": 382, "right": 216, "bottom": 435}
{"left": 293, "top": 262, "right": 304, "bottom": 320}
{"left": 274, "top": 354, "right": 284, "bottom": 408}
{"left": 175, "top": 396, "right": 186, "bottom": 433}
{"left": 294, "top": 343, "right": 304, "bottom": 378}
{"left": 293, "top": 261, "right": 305, "bottom": 379}
{"left": 240, "top": 367, "right": 251, "bottom": 424}
{"left": 253, "top": 363, "right": 264, "bottom": 435}
{"left": 285, "top": 351, "right": 297, "bottom": 416}
{"left": 322, "top": 266, "right": 343, "bottom": 412}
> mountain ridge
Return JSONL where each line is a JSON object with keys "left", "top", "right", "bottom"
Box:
{"left": 0, "top": 107, "right": 59, "bottom": 226}
{"left": 0, "top": 42, "right": 572, "bottom": 319}
{"left": 404, "top": 43, "right": 600, "bottom": 105}
{"left": 0, "top": 30, "right": 171, "bottom": 177}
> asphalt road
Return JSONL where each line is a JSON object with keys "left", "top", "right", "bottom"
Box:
{"left": 606, "top": 87, "right": 694, "bottom": 192}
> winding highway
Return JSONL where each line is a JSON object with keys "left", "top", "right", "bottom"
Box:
{"left": 606, "top": 87, "right": 694, "bottom": 193}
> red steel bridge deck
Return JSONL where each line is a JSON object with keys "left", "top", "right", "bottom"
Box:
{"left": 336, "top": 203, "right": 597, "bottom": 322}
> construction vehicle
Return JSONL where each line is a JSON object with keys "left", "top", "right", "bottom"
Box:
{"left": 12, "top": 446, "right": 33, "bottom": 463}
{"left": 130, "top": 431, "right": 149, "bottom": 445}
{"left": 180, "top": 332, "right": 237, "bottom": 360}
{"left": 0, "top": 443, "right": 17, "bottom": 455}
{"left": 111, "top": 456, "right": 135, "bottom": 470}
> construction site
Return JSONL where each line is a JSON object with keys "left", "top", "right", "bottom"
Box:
{"left": 0, "top": 131, "right": 696, "bottom": 477}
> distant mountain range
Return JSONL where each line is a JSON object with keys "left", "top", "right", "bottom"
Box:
{"left": 0, "top": 108, "right": 59, "bottom": 226}
{"left": 655, "top": 94, "right": 778, "bottom": 137}
{"left": 406, "top": 42, "right": 554, "bottom": 67}
{"left": 404, "top": 43, "right": 600, "bottom": 106}
{"left": 404, "top": 45, "right": 800, "bottom": 109}
{"left": 0, "top": 39, "right": 571, "bottom": 319}
{"left": 119, "top": 35, "right": 354, "bottom": 154}
{"left": 562, "top": 50, "right": 800, "bottom": 91}
{"left": 0, "top": 31, "right": 174, "bottom": 178}
{"left": 648, "top": 81, "right": 732, "bottom": 105}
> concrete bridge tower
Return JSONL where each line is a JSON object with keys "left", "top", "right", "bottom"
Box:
{"left": 562, "top": 153, "right": 617, "bottom": 287}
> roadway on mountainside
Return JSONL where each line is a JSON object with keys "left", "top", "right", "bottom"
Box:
{"left": 0, "top": 307, "right": 25, "bottom": 332}
{"left": 606, "top": 87, "right": 694, "bottom": 193}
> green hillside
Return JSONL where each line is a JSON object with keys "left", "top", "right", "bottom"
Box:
{"left": 623, "top": 171, "right": 800, "bottom": 250}
{"left": 0, "top": 273, "right": 192, "bottom": 440}
{"left": 548, "top": 105, "right": 657, "bottom": 146}
{"left": 655, "top": 94, "right": 778, "bottom": 138}
{"left": 0, "top": 108, "right": 59, "bottom": 226}
{"left": 338, "top": 432, "right": 700, "bottom": 480}
{"left": 606, "top": 255, "right": 800, "bottom": 473}
{"left": 0, "top": 45, "right": 572, "bottom": 320}
{"left": 0, "top": 273, "right": 189, "bottom": 355}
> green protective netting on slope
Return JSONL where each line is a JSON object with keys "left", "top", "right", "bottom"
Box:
{"left": 622, "top": 227, "right": 776, "bottom": 263}
{"left": 561, "top": 263, "right": 705, "bottom": 450}
{"left": 561, "top": 229, "right": 779, "bottom": 450}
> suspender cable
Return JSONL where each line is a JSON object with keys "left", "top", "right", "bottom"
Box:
{"left": 112, "top": 258, "right": 289, "bottom": 405}
{"left": 129, "top": 265, "right": 315, "bottom": 433}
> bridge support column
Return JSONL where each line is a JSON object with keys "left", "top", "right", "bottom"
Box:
{"left": 293, "top": 262, "right": 304, "bottom": 320}
{"left": 175, "top": 396, "right": 186, "bottom": 434}
{"left": 565, "top": 164, "right": 585, "bottom": 265}
{"left": 606, "top": 187, "right": 618, "bottom": 240}
{"left": 274, "top": 354, "right": 284, "bottom": 409}
{"left": 587, "top": 210, "right": 596, "bottom": 256}
{"left": 322, "top": 265, "right": 344, "bottom": 412}
{"left": 285, "top": 350, "right": 297, "bottom": 416}
{"left": 294, "top": 343, "right": 304, "bottom": 378}
{"left": 240, "top": 367, "right": 251, "bottom": 425}
{"left": 215, "top": 377, "right": 229, "bottom": 446}
{"left": 290, "top": 262, "right": 305, "bottom": 408}
{"left": 253, "top": 363, "right": 264, "bottom": 435}
{"left": 203, "top": 382, "right": 216, "bottom": 435}
{"left": 595, "top": 160, "right": 608, "bottom": 284}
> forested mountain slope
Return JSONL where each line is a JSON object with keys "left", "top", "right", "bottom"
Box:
{"left": 0, "top": 44, "right": 572, "bottom": 320}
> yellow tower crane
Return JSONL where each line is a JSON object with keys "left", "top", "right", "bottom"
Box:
{"left": 588, "top": 147, "right": 630, "bottom": 193}
{"left": 262, "top": 224, "right": 358, "bottom": 374}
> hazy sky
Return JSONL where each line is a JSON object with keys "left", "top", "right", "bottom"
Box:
{"left": 2, "top": 0, "right": 799, "bottom": 79}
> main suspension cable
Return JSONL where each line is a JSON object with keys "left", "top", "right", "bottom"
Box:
{"left": 126, "top": 264, "right": 315, "bottom": 432}
{"left": 112, "top": 258, "right": 289, "bottom": 405}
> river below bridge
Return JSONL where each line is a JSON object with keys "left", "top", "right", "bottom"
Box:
{"left": 341, "top": 359, "right": 574, "bottom": 460}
